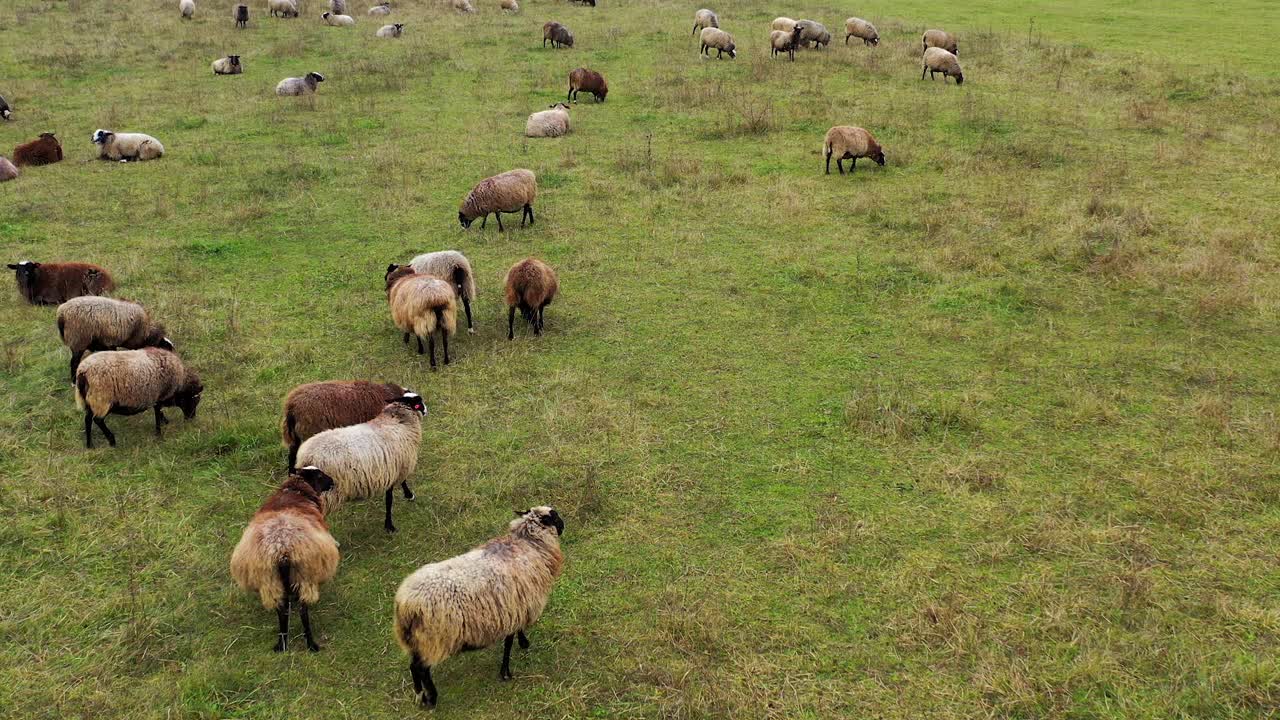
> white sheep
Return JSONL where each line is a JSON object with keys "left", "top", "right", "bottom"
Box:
{"left": 368, "top": 2, "right": 390, "bottom": 14}
{"left": 375, "top": 22, "right": 403, "bottom": 37}
{"left": 692, "top": 8, "right": 717, "bottom": 36}
{"left": 276, "top": 72, "right": 325, "bottom": 96}
{"left": 91, "top": 129, "right": 164, "bottom": 162}
{"left": 268, "top": 0, "right": 299, "bottom": 17}
{"left": 771, "top": 16, "right": 797, "bottom": 33}
{"left": 322, "top": 11, "right": 356, "bottom": 26}
{"left": 922, "top": 47, "right": 964, "bottom": 84}
{"left": 699, "top": 27, "right": 736, "bottom": 59}
{"left": 179, "top": 0, "right": 195, "bottom": 19}
{"left": 525, "top": 103, "right": 570, "bottom": 138}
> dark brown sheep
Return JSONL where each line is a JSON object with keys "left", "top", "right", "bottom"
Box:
{"left": 235, "top": 4, "right": 249, "bottom": 27}
{"left": 13, "top": 132, "right": 62, "bottom": 166}
{"left": 282, "top": 380, "right": 408, "bottom": 470}
{"left": 8, "top": 261, "right": 115, "bottom": 305}
{"left": 542, "top": 21, "right": 573, "bottom": 48}
{"left": 504, "top": 258, "right": 559, "bottom": 339}
{"left": 568, "top": 68, "right": 607, "bottom": 103}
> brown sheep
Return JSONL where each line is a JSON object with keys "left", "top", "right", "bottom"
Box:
{"left": 8, "top": 261, "right": 115, "bottom": 305}
{"left": 281, "top": 380, "right": 408, "bottom": 470}
{"left": 543, "top": 21, "right": 573, "bottom": 48}
{"left": 13, "top": 132, "right": 62, "bottom": 166}
{"left": 386, "top": 265, "right": 458, "bottom": 368}
{"left": 568, "top": 68, "right": 608, "bottom": 103}
{"left": 504, "top": 258, "right": 558, "bottom": 339}
{"left": 823, "top": 126, "right": 886, "bottom": 174}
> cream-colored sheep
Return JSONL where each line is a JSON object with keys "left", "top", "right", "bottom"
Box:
{"left": 268, "top": 0, "right": 298, "bottom": 17}
{"left": 845, "top": 17, "right": 878, "bottom": 46}
{"left": 922, "top": 47, "right": 963, "bottom": 84}
{"left": 0, "top": 157, "right": 17, "bottom": 182}
{"left": 525, "top": 103, "right": 570, "bottom": 138}
{"left": 795, "top": 20, "right": 830, "bottom": 48}
{"left": 368, "top": 2, "right": 390, "bottom": 14}
{"left": 213, "top": 55, "right": 243, "bottom": 75}
{"left": 276, "top": 72, "right": 325, "bottom": 95}
{"left": 453, "top": 0, "right": 475, "bottom": 12}
{"left": 408, "top": 250, "right": 476, "bottom": 333}
{"left": 75, "top": 348, "right": 203, "bottom": 448}
{"left": 823, "top": 126, "right": 886, "bottom": 174}
{"left": 458, "top": 169, "right": 537, "bottom": 231}
{"left": 923, "top": 28, "right": 958, "bottom": 56}
{"left": 771, "top": 16, "right": 797, "bottom": 32}
{"left": 180, "top": 0, "right": 195, "bottom": 19}
{"left": 56, "top": 296, "right": 172, "bottom": 378}
{"left": 699, "top": 27, "right": 736, "bottom": 58}
{"left": 322, "top": 11, "right": 355, "bottom": 25}
{"left": 692, "top": 8, "right": 717, "bottom": 35}
{"left": 375, "top": 22, "right": 403, "bottom": 36}
{"left": 770, "top": 28, "right": 799, "bottom": 60}
{"left": 91, "top": 129, "right": 164, "bottom": 162}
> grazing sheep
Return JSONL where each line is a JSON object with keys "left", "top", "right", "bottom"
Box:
{"left": 458, "top": 169, "right": 537, "bottom": 231}
{"left": 525, "top": 103, "right": 571, "bottom": 139}
{"left": 368, "top": 2, "right": 390, "bottom": 14}
{"left": 542, "top": 21, "right": 573, "bottom": 48}
{"left": 9, "top": 261, "right": 114, "bottom": 306}
{"left": 699, "top": 27, "right": 736, "bottom": 59}
{"left": 322, "top": 11, "right": 356, "bottom": 25}
{"left": 0, "top": 94, "right": 10, "bottom": 120}
{"left": 276, "top": 72, "right": 325, "bottom": 96}
{"left": 375, "top": 22, "right": 403, "bottom": 36}
{"left": 845, "top": 17, "right": 878, "bottom": 46}
{"left": 295, "top": 393, "right": 427, "bottom": 533}
{"left": 692, "top": 8, "right": 717, "bottom": 35}
{"left": 230, "top": 466, "right": 340, "bottom": 653}
{"left": 504, "top": 258, "right": 558, "bottom": 340}
{"left": 180, "top": 0, "right": 195, "bottom": 18}
{"left": 771, "top": 16, "right": 797, "bottom": 33}
{"left": 329, "top": 0, "right": 347, "bottom": 13}
{"left": 394, "top": 506, "right": 565, "bottom": 708}
{"left": 922, "top": 47, "right": 963, "bottom": 84}
{"left": 568, "top": 0, "right": 595, "bottom": 5}
{"left": 567, "top": 67, "right": 607, "bottom": 102}
{"left": 74, "top": 348, "right": 202, "bottom": 448}
{"left": 386, "top": 266, "right": 458, "bottom": 368}
{"left": 0, "top": 157, "right": 16, "bottom": 182}
{"left": 213, "top": 55, "right": 243, "bottom": 75}
{"left": 453, "top": 0, "right": 475, "bottom": 12}
{"left": 235, "top": 4, "right": 249, "bottom": 27}
{"left": 92, "top": 129, "right": 164, "bottom": 163}
{"left": 823, "top": 126, "right": 886, "bottom": 174}
{"left": 56, "top": 296, "right": 172, "bottom": 379}
{"left": 500, "top": 0, "right": 518, "bottom": 12}
{"left": 770, "top": 27, "right": 801, "bottom": 61}
{"left": 923, "top": 29, "right": 958, "bottom": 56}
{"left": 281, "top": 380, "right": 408, "bottom": 470}
{"left": 408, "top": 250, "right": 476, "bottom": 333}
{"left": 794, "top": 20, "right": 830, "bottom": 48}
{"left": 268, "top": 0, "right": 299, "bottom": 17}
{"left": 13, "top": 133, "right": 62, "bottom": 167}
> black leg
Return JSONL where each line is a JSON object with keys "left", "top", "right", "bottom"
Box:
{"left": 274, "top": 601, "right": 289, "bottom": 652}
{"left": 481, "top": 214, "right": 488, "bottom": 229}
{"left": 84, "top": 410, "right": 94, "bottom": 448}
{"left": 850, "top": 157, "right": 857, "bottom": 171}
{"left": 384, "top": 489, "right": 397, "bottom": 532}
{"left": 403, "top": 332, "right": 410, "bottom": 344}
{"left": 287, "top": 444, "right": 298, "bottom": 471}
{"left": 496, "top": 213, "right": 505, "bottom": 232}
{"left": 401, "top": 481, "right": 415, "bottom": 500}
{"left": 410, "top": 656, "right": 423, "bottom": 695}
{"left": 420, "top": 662, "right": 438, "bottom": 707}
{"left": 95, "top": 418, "right": 116, "bottom": 447}
{"left": 508, "top": 307, "right": 515, "bottom": 340}
{"left": 500, "top": 634, "right": 514, "bottom": 680}
{"left": 527, "top": 204, "right": 535, "bottom": 225}
{"left": 70, "top": 350, "right": 83, "bottom": 380}
{"left": 442, "top": 330, "right": 450, "bottom": 365}
{"left": 922, "top": 65, "right": 928, "bottom": 80}
{"left": 300, "top": 603, "right": 320, "bottom": 651}
{"left": 518, "top": 630, "right": 530, "bottom": 649}
{"left": 427, "top": 335, "right": 436, "bottom": 369}
{"left": 154, "top": 406, "right": 167, "bottom": 436}
{"left": 463, "top": 297, "right": 473, "bottom": 333}
{"left": 825, "top": 151, "right": 831, "bottom": 174}
{"left": 416, "top": 335, "right": 424, "bottom": 355}
{"left": 837, "top": 158, "right": 844, "bottom": 174}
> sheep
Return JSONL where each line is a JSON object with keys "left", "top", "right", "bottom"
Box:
{"left": 230, "top": 466, "right": 340, "bottom": 653}
{"left": 922, "top": 47, "right": 964, "bottom": 84}
{"left": 500, "top": 0, "right": 518, "bottom": 12}
{"left": 281, "top": 380, "right": 408, "bottom": 470}
{"left": 923, "top": 29, "right": 958, "bottom": 56}
{"left": 235, "top": 4, "right": 249, "bottom": 27}
{"left": 375, "top": 22, "right": 403, "bottom": 37}
{"left": 394, "top": 506, "right": 565, "bottom": 708}
{"left": 770, "top": 27, "right": 800, "bottom": 61}
{"left": 13, "top": 132, "right": 62, "bottom": 167}
{"left": 268, "top": 0, "right": 298, "bottom": 17}
{"left": 823, "top": 126, "right": 886, "bottom": 174}
{"left": 9, "top": 261, "right": 114, "bottom": 306}
{"left": 276, "top": 72, "right": 325, "bottom": 96}
{"left": 322, "top": 11, "right": 356, "bottom": 25}
{"left": 408, "top": 250, "right": 476, "bottom": 334}
{"left": 504, "top": 258, "right": 558, "bottom": 339}
{"left": 771, "top": 16, "right": 797, "bottom": 33}
{"left": 453, "top": 0, "right": 475, "bottom": 12}
{"left": 180, "top": 0, "right": 195, "bottom": 18}
{"left": 385, "top": 266, "right": 458, "bottom": 368}
{"left": 568, "top": 0, "right": 596, "bottom": 5}
{"left": 295, "top": 393, "right": 427, "bottom": 533}
{"left": 0, "top": 157, "right": 16, "bottom": 182}
{"left": 542, "top": 21, "right": 573, "bottom": 48}
{"left": 699, "top": 27, "right": 736, "bottom": 59}
{"left": 74, "top": 348, "right": 202, "bottom": 449}
{"left": 92, "top": 129, "right": 164, "bottom": 163}
{"left": 213, "top": 55, "right": 243, "bottom": 75}
{"left": 458, "top": 169, "right": 537, "bottom": 231}
{"left": 794, "top": 20, "right": 830, "bottom": 48}
{"left": 567, "top": 67, "right": 607, "bottom": 102}
{"left": 845, "top": 17, "right": 878, "bottom": 46}
{"left": 368, "top": 2, "right": 391, "bottom": 14}
{"left": 691, "top": 8, "right": 717, "bottom": 35}
{"left": 525, "top": 103, "right": 570, "bottom": 139}
{"left": 329, "top": 0, "right": 347, "bottom": 13}
{"left": 0, "top": 94, "right": 10, "bottom": 121}
{"left": 56, "top": 296, "right": 172, "bottom": 379}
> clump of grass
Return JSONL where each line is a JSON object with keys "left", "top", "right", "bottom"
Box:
{"left": 844, "top": 382, "right": 979, "bottom": 440}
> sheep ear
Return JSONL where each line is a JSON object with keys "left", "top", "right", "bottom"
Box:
{"left": 6, "top": 264, "right": 17, "bottom": 270}
{"left": 514, "top": 509, "right": 528, "bottom": 517}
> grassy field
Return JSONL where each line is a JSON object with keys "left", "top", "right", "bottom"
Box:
{"left": 2, "top": 0, "right": 1279, "bottom": 717}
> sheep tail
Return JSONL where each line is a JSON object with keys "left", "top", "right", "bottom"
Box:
{"left": 284, "top": 412, "right": 297, "bottom": 447}
{"left": 451, "top": 266, "right": 467, "bottom": 293}
{"left": 277, "top": 557, "right": 293, "bottom": 605}
{"left": 433, "top": 306, "right": 445, "bottom": 332}
{"left": 520, "top": 305, "right": 536, "bottom": 323}
{"left": 75, "top": 374, "right": 88, "bottom": 412}
{"left": 57, "top": 316, "right": 66, "bottom": 340}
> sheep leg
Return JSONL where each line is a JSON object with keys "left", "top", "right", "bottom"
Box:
{"left": 411, "top": 655, "right": 438, "bottom": 708}
{"left": 70, "top": 350, "right": 84, "bottom": 380}
{"left": 287, "top": 444, "right": 298, "bottom": 471}
{"left": 84, "top": 410, "right": 95, "bottom": 448}
{"left": 526, "top": 204, "right": 535, "bottom": 225}
{"left": 427, "top": 335, "right": 437, "bottom": 369}
{"left": 442, "top": 331, "right": 450, "bottom": 365}
{"left": 480, "top": 214, "right": 488, "bottom": 229}
{"left": 416, "top": 335, "right": 425, "bottom": 354}
{"left": 401, "top": 481, "right": 415, "bottom": 500}
{"left": 921, "top": 65, "right": 928, "bottom": 80}
{"left": 463, "top": 297, "right": 474, "bottom": 333}
{"left": 300, "top": 603, "right": 320, "bottom": 651}
{"left": 496, "top": 213, "right": 505, "bottom": 232}
{"left": 274, "top": 601, "right": 290, "bottom": 652}
{"left": 153, "top": 406, "right": 168, "bottom": 436}
{"left": 508, "top": 307, "right": 516, "bottom": 340}
{"left": 836, "top": 157, "right": 844, "bottom": 174}
{"left": 403, "top": 332, "right": 410, "bottom": 344}
{"left": 94, "top": 418, "right": 116, "bottom": 447}
{"left": 384, "top": 489, "right": 397, "bottom": 532}
{"left": 518, "top": 630, "right": 530, "bottom": 649}
{"left": 825, "top": 150, "right": 831, "bottom": 174}
{"left": 849, "top": 157, "right": 857, "bottom": 171}
{"left": 500, "top": 634, "right": 515, "bottom": 680}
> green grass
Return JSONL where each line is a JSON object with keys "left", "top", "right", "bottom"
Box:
{"left": 3, "top": 0, "right": 1280, "bottom": 718}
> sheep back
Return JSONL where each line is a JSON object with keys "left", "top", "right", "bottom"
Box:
{"left": 296, "top": 404, "right": 423, "bottom": 508}
{"left": 795, "top": 20, "right": 828, "bottom": 46}
{"left": 57, "top": 296, "right": 164, "bottom": 354}
{"left": 282, "top": 380, "right": 407, "bottom": 450}
{"left": 10, "top": 261, "right": 114, "bottom": 305}
{"left": 525, "top": 104, "right": 571, "bottom": 138}
{"left": 504, "top": 258, "right": 558, "bottom": 310}
{"left": 770, "top": 17, "right": 796, "bottom": 32}
{"left": 230, "top": 477, "right": 339, "bottom": 608}
{"left": 75, "top": 348, "right": 188, "bottom": 419}
{"left": 408, "top": 250, "right": 476, "bottom": 301}
{"left": 823, "top": 126, "right": 882, "bottom": 161}
{"left": 460, "top": 169, "right": 537, "bottom": 220}
{"left": 923, "top": 47, "right": 963, "bottom": 81}
{"left": 13, "top": 133, "right": 62, "bottom": 166}
{"left": 845, "top": 17, "right": 878, "bottom": 45}
{"left": 389, "top": 273, "right": 458, "bottom": 339}
{"left": 923, "top": 29, "right": 958, "bottom": 55}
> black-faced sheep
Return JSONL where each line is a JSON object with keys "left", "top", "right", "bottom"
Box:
{"left": 57, "top": 296, "right": 173, "bottom": 379}
{"left": 235, "top": 4, "right": 249, "bottom": 27}
{"left": 0, "top": 94, "right": 11, "bottom": 121}
{"left": 322, "top": 11, "right": 356, "bottom": 26}
{"left": 230, "top": 466, "right": 340, "bottom": 652}
{"left": 13, "top": 133, "right": 62, "bottom": 166}
{"left": 386, "top": 266, "right": 458, "bottom": 368}
{"left": 542, "top": 21, "right": 573, "bottom": 48}
{"left": 568, "top": 0, "right": 595, "bottom": 5}
{"left": 276, "top": 72, "right": 325, "bottom": 96}
{"left": 375, "top": 22, "right": 403, "bottom": 37}
{"left": 408, "top": 250, "right": 476, "bottom": 333}
{"left": 922, "top": 47, "right": 963, "bottom": 84}
{"left": 923, "top": 29, "right": 958, "bottom": 56}
{"left": 295, "top": 393, "right": 427, "bottom": 533}
{"left": 268, "top": 0, "right": 298, "bottom": 17}
{"left": 394, "top": 506, "right": 565, "bottom": 708}
{"left": 770, "top": 27, "right": 801, "bottom": 61}
{"left": 692, "top": 8, "right": 717, "bottom": 35}
{"left": 9, "top": 260, "right": 115, "bottom": 305}
{"left": 458, "top": 169, "right": 537, "bottom": 231}
{"left": 525, "top": 103, "right": 570, "bottom": 138}
{"left": 92, "top": 129, "right": 164, "bottom": 162}
{"left": 75, "top": 348, "right": 202, "bottom": 448}
{"left": 845, "top": 17, "right": 878, "bottom": 46}
{"left": 504, "top": 258, "right": 558, "bottom": 340}
{"left": 180, "top": 0, "right": 195, "bottom": 18}
{"left": 823, "top": 126, "right": 886, "bottom": 174}
{"left": 0, "top": 157, "right": 16, "bottom": 182}
{"left": 568, "top": 67, "right": 607, "bottom": 102}
{"left": 699, "top": 27, "right": 736, "bottom": 59}
{"left": 282, "top": 380, "right": 408, "bottom": 470}
{"left": 213, "top": 55, "right": 243, "bottom": 75}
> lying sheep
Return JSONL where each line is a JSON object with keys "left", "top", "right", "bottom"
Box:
{"left": 57, "top": 296, "right": 173, "bottom": 379}
{"left": 268, "top": 0, "right": 298, "bottom": 17}
{"left": 386, "top": 266, "right": 458, "bottom": 368}
{"left": 823, "top": 126, "right": 886, "bottom": 174}
{"left": 282, "top": 380, "right": 407, "bottom": 470}
{"left": 543, "top": 21, "right": 573, "bottom": 48}
{"left": 180, "top": 0, "right": 195, "bottom": 19}
{"left": 213, "top": 55, "right": 243, "bottom": 75}
{"left": 500, "top": 0, "right": 519, "bottom": 12}
{"left": 525, "top": 103, "right": 570, "bottom": 139}
{"left": 0, "top": 157, "right": 16, "bottom": 182}
{"left": 9, "top": 260, "right": 114, "bottom": 305}
{"left": 568, "top": 67, "right": 607, "bottom": 102}
{"left": 322, "top": 11, "right": 356, "bottom": 25}
{"left": 230, "top": 466, "right": 340, "bottom": 653}
{"left": 922, "top": 47, "right": 963, "bottom": 84}
{"left": 770, "top": 27, "right": 801, "bottom": 61}
{"left": 453, "top": 0, "right": 475, "bottom": 12}
{"left": 845, "top": 17, "right": 878, "bottom": 46}
{"left": 296, "top": 393, "right": 427, "bottom": 533}
{"left": 771, "top": 16, "right": 797, "bottom": 33}
{"left": 0, "top": 94, "right": 10, "bottom": 121}
{"left": 394, "top": 507, "right": 565, "bottom": 708}
{"left": 13, "top": 132, "right": 62, "bottom": 166}
{"left": 276, "top": 72, "right": 325, "bottom": 96}
{"left": 235, "top": 4, "right": 249, "bottom": 27}
{"left": 505, "top": 258, "right": 558, "bottom": 339}
{"left": 75, "top": 348, "right": 202, "bottom": 448}
{"left": 375, "top": 22, "right": 403, "bottom": 36}
{"left": 699, "top": 27, "right": 736, "bottom": 59}
{"left": 368, "top": 2, "right": 391, "bottom": 14}
{"left": 923, "top": 29, "right": 958, "bottom": 56}
{"left": 692, "top": 8, "right": 717, "bottom": 35}
{"left": 458, "top": 169, "right": 537, "bottom": 231}
{"left": 329, "top": 0, "right": 347, "bottom": 13}
{"left": 408, "top": 250, "right": 476, "bottom": 333}
{"left": 92, "top": 129, "right": 164, "bottom": 163}
{"left": 795, "top": 20, "right": 830, "bottom": 48}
